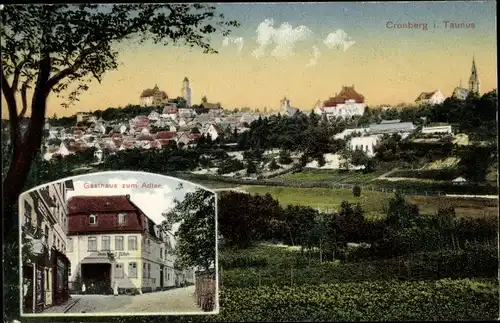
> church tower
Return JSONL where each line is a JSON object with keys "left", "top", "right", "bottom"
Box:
{"left": 181, "top": 77, "right": 192, "bottom": 107}
{"left": 468, "top": 56, "right": 480, "bottom": 94}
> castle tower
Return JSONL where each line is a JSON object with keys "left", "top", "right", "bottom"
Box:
{"left": 181, "top": 77, "right": 192, "bottom": 107}
{"left": 468, "top": 56, "right": 480, "bottom": 94}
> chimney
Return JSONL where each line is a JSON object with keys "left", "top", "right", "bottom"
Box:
{"left": 125, "top": 194, "right": 130, "bottom": 199}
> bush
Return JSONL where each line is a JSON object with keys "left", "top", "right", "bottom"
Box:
{"left": 279, "top": 150, "right": 293, "bottom": 164}
{"left": 269, "top": 159, "right": 280, "bottom": 171}
{"left": 352, "top": 185, "right": 361, "bottom": 197}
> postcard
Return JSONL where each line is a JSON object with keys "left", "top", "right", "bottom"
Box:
{"left": 18, "top": 171, "right": 218, "bottom": 316}
{"left": 1, "top": 2, "right": 498, "bottom": 322}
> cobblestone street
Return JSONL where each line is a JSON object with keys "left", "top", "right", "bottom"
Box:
{"left": 43, "top": 286, "right": 203, "bottom": 314}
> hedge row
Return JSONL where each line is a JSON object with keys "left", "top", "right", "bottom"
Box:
{"left": 386, "top": 169, "right": 462, "bottom": 181}
{"left": 217, "top": 279, "right": 498, "bottom": 321}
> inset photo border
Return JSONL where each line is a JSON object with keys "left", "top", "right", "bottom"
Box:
{"left": 19, "top": 171, "right": 218, "bottom": 317}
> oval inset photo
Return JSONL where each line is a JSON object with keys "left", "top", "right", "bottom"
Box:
{"left": 19, "top": 171, "right": 218, "bottom": 317}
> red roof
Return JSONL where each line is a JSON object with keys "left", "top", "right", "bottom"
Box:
{"left": 323, "top": 86, "right": 365, "bottom": 107}
{"left": 156, "top": 131, "right": 176, "bottom": 139}
{"left": 137, "top": 135, "right": 154, "bottom": 141}
{"left": 68, "top": 195, "right": 137, "bottom": 214}
{"left": 163, "top": 106, "right": 178, "bottom": 114}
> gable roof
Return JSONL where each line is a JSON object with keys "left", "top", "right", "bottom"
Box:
{"left": 415, "top": 90, "right": 438, "bottom": 102}
{"left": 156, "top": 131, "right": 176, "bottom": 139}
{"left": 68, "top": 195, "right": 138, "bottom": 214}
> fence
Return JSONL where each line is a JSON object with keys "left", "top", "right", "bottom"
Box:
{"left": 195, "top": 270, "right": 216, "bottom": 312}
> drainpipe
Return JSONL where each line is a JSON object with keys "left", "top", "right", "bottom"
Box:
{"left": 32, "top": 264, "right": 36, "bottom": 313}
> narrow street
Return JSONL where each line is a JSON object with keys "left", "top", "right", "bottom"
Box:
{"left": 44, "top": 286, "right": 203, "bottom": 314}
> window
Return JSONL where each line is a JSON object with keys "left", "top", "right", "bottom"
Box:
{"left": 128, "top": 236, "right": 137, "bottom": 250}
{"left": 115, "top": 236, "right": 124, "bottom": 251}
{"left": 101, "top": 236, "right": 110, "bottom": 250}
{"left": 45, "top": 269, "right": 50, "bottom": 289}
{"left": 88, "top": 237, "right": 97, "bottom": 251}
{"left": 89, "top": 214, "right": 97, "bottom": 225}
{"left": 67, "top": 238, "right": 73, "bottom": 252}
{"left": 165, "top": 249, "right": 168, "bottom": 259}
{"left": 117, "top": 213, "right": 126, "bottom": 225}
{"left": 44, "top": 225, "right": 49, "bottom": 244}
{"left": 147, "top": 263, "right": 151, "bottom": 278}
{"left": 128, "top": 262, "right": 137, "bottom": 278}
{"left": 160, "top": 248, "right": 163, "bottom": 259}
{"left": 143, "top": 263, "right": 147, "bottom": 278}
{"left": 115, "top": 263, "right": 124, "bottom": 278}
{"left": 24, "top": 201, "right": 32, "bottom": 227}
{"left": 53, "top": 234, "right": 56, "bottom": 248}
{"left": 147, "top": 239, "right": 151, "bottom": 253}
{"left": 68, "top": 266, "right": 71, "bottom": 277}
{"left": 167, "top": 269, "right": 170, "bottom": 281}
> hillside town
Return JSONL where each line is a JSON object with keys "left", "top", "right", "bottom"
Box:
{"left": 31, "top": 57, "right": 486, "bottom": 184}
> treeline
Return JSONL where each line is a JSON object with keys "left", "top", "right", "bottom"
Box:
{"left": 218, "top": 191, "right": 497, "bottom": 261}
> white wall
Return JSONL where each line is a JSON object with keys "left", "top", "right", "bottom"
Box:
{"left": 422, "top": 125, "right": 452, "bottom": 134}
{"left": 349, "top": 135, "right": 379, "bottom": 157}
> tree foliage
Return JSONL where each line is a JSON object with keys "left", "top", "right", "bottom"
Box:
{"left": 166, "top": 188, "right": 216, "bottom": 271}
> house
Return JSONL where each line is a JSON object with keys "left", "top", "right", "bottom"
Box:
{"left": 414, "top": 90, "right": 445, "bottom": 105}
{"left": 451, "top": 87, "right": 469, "bottom": 100}
{"left": 178, "top": 108, "right": 195, "bottom": 118}
{"left": 175, "top": 132, "right": 194, "bottom": 147}
{"left": 349, "top": 135, "right": 379, "bottom": 157}
{"left": 43, "top": 142, "right": 74, "bottom": 161}
{"left": 135, "top": 135, "right": 155, "bottom": 149}
{"left": 204, "top": 124, "right": 224, "bottom": 141}
{"left": 148, "top": 110, "right": 161, "bottom": 121}
{"left": 66, "top": 195, "right": 194, "bottom": 294}
{"left": 318, "top": 85, "right": 366, "bottom": 119}
{"left": 162, "top": 105, "right": 178, "bottom": 119}
{"left": 368, "top": 120, "right": 416, "bottom": 138}
{"left": 76, "top": 112, "right": 92, "bottom": 123}
{"left": 421, "top": 124, "right": 453, "bottom": 134}
{"left": 130, "top": 115, "right": 150, "bottom": 131}
{"left": 155, "top": 131, "right": 176, "bottom": 147}
{"left": 21, "top": 180, "right": 74, "bottom": 313}
{"left": 280, "top": 97, "right": 300, "bottom": 117}
{"left": 140, "top": 84, "right": 169, "bottom": 107}
{"left": 94, "top": 148, "right": 104, "bottom": 163}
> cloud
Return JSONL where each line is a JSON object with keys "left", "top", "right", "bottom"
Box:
{"left": 323, "top": 29, "right": 356, "bottom": 51}
{"left": 222, "top": 36, "right": 244, "bottom": 52}
{"left": 252, "top": 18, "right": 313, "bottom": 58}
{"left": 306, "top": 45, "right": 321, "bottom": 67}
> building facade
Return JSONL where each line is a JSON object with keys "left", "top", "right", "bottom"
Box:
{"left": 414, "top": 90, "right": 445, "bottom": 105}
{"left": 21, "top": 180, "right": 74, "bottom": 313}
{"left": 66, "top": 195, "right": 194, "bottom": 295}
{"left": 317, "top": 85, "right": 366, "bottom": 119}
{"left": 140, "top": 85, "right": 169, "bottom": 107}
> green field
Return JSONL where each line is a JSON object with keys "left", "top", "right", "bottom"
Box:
{"left": 240, "top": 185, "right": 498, "bottom": 218}
{"left": 241, "top": 185, "right": 389, "bottom": 217}
{"left": 276, "top": 169, "right": 384, "bottom": 184}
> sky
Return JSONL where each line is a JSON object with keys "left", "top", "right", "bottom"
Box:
{"left": 52, "top": 171, "right": 216, "bottom": 228}
{"left": 2, "top": 2, "right": 497, "bottom": 117}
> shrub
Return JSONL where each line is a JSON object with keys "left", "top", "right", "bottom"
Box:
{"left": 279, "top": 150, "right": 293, "bottom": 164}
{"left": 269, "top": 159, "right": 280, "bottom": 171}
{"left": 352, "top": 185, "right": 361, "bottom": 197}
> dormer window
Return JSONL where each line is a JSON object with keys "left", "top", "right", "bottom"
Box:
{"left": 89, "top": 214, "right": 97, "bottom": 225}
{"left": 117, "top": 213, "right": 126, "bottom": 225}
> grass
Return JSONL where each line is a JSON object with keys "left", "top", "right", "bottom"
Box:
{"left": 276, "top": 169, "right": 384, "bottom": 184}
{"left": 240, "top": 185, "right": 498, "bottom": 219}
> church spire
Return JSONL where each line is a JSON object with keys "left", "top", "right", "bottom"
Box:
{"left": 468, "top": 55, "right": 480, "bottom": 94}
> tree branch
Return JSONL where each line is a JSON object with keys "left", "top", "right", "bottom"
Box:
{"left": 44, "top": 47, "right": 96, "bottom": 91}
{"left": 11, "top": 59, "right": 28, "bottom": 93}
{"left": 0, "top": 64, "right": 21, "bottom": 157}
{"left": 18, "top": 80, "right": 30, "bottom": 117}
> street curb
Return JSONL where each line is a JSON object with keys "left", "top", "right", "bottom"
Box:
{"left": 63, "top": 298, "right": 80, "bottom": 313}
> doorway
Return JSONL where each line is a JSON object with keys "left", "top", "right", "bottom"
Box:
{"left": 81, "top": 263, "right": 112, "bottom": 294}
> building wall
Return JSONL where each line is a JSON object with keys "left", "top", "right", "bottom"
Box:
{"left": 349, "top": 135, "right": 379, "bottom": 157}
{"left": 422, "top": 125, "right": 452, "bottom": 134}
{"left": 323, "top": 101, "right": 366, "bottom": 118}
{"left": 67, "top": 233, "right": 144, "bottom": 290}
{"left": 141, "top": 96, "right": 154, "bottom": 107}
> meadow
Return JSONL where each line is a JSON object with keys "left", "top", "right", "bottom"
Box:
{"left": 276, "top": 169, "right": 384, "bottom": 184}
{"left": 241, "top": 185, "right": 498, "bottom": 219}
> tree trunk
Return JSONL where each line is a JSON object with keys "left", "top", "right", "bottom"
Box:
{"left": 3, "top": 90, "right": 49, "bottom": 242}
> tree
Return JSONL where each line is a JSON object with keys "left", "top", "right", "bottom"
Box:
{"left": 1, "top": 4, "right": 239, "bottom": 236}
{"left": 246, "top": 160, "right": 257, "bottom": 175}
{"left": 165, "top": 188, "right": 216, "bottom": 271}
{"left": 352, "top": 185, "right": 361, "bottom": 197}
{"left": 278, "top": 149, "right": 293, "bottom": 164}
{"left": 269, "top": 158, "right": 280, "bottom": 171}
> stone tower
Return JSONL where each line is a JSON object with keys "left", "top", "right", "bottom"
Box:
{"left": 468, "top": 56, "right": 480, "bottom": 94}
{"left": 181, "top": 77, "right": 192, "bottom": 107}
